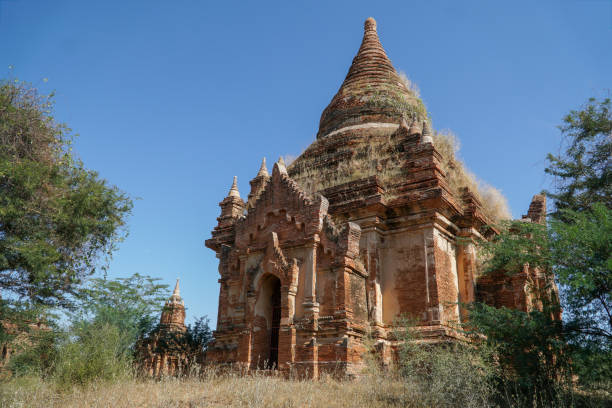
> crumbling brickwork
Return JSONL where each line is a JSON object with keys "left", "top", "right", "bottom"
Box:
{"left": 0, "top": 320, "right": 48, "bottom": 378}
{"left": 204, "top": 18, "right": 556, "bottom": 378}
{"left": 137, "top": 280, "right": 200, "bottom": 377}
{"left": 476, "top": 194, "right": 561, "bottom": 319}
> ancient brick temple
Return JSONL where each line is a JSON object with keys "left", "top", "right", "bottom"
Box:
{"left": 205, "top": 18, "right": 549, "bottom": 377}
{"left": 137, "top": 280, "right": 192, "bottom": 377}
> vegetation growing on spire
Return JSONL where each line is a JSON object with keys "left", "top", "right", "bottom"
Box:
{"left": 398, "top": 71, "right": 421, "bottom": 98}
{"left": 288, "top": 123, "right": 510, "bottom": 223}
{"left": 432, "top": 130, "right": 511, "bottom": 221}
{"left": 288, "top": 127, "right": 405, "bottom": 196}
{"left": 357, "top": 72, "right": 429, "bottom": 124}
{"left": 367, "top": 86, "right": 429, "bottom": 123}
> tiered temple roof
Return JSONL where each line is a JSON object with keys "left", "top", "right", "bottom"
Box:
{"left": 203, "top": 18, "right": 555, "bottom": 379}
{"left": 317, "top": 17, "right": 424, "bottom": 139}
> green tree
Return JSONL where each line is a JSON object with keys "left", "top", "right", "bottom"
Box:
{"left": 551, "top": 203, "right": 612, "bottom": 338}
{"left": 70, "top": 273, "right": 169, "bottom": 355}
{"left": 467, "top": 302, "right": 571, "bottom": 405}
{"left": 5, "top": 320, "right": 60, "bottom": 378}
{"left": 0, "top": 79, "right": 132, "bottom": 306}
{"left": 393, "top": 317, "right": 498, "bottom": 408}
{"left": 4, "top": 274, "right": 168, "bottom": 382}
{"left": 474, "top": 220, "right": 570, "bottom": 402}
{"left": 478, "top": 207, "right": 611, "bottom": 342}
{"left": 545, "top": 97, "right": 611, "bottom": 214}
{"left": 185, "top": 315, "right": 213, "bottom": 354}
{"left": 473, "top": 210, "right": 612, "bottom": 399}
{"left": 470, "top": 96, "right": 612, "bottom": 401}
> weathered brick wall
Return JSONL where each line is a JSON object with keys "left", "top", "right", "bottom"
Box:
{"left": 349, "top": 273, "right": 368, "bottom": 322}
{"left": 380, "top": 230, "right": 431, "bottom": 324}
{"left": 250, "top": 315, "right": 270, "bottom": 368}
{"left": 316, "top": 266, "right": 336, "bottom": 318}
{"left": 204, "top": 19, "right": 547, "bottom": 379}
{"left": 432, "top": 228, "right": 460, "bottom": 325}
{"left": 476, "top": 194, "right": 560, "bottom": 317}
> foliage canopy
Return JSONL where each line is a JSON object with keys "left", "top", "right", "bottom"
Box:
{"left": 545, "top": 97, "right": 611, "bottom": 214}
{"left": 0, "top": 80, "right": 132, "bottom": 306}
{"left": 472, "top": 96, "right": 612, "bottom": 400}
{"left": 70, "top": 273, "right": 169, "bottom": 355}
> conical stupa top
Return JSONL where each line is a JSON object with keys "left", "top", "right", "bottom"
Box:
{"left": 408, "top": 120, "right": 421, "bottom": 136}
{"left": 173, "top": 279, "right": 180, "bottom": 297}
{"left": 257, "top": 158, "right": 269, "bottom": 177}
{"left": 167, "top": 278, "right": 183, "bottom": 304}
{"left": 317, "top": 18, "right": 420, "bottom": 139}
{"left": 422, "top": 121, "right": 433, "bottom": 144}
{"left": 228, "top": 176, "right": 241, "bottom": 198}
{"left": 342, "top": 17, "right": 395, "bottom": 90}
{"left": 422, "top": 121, "right": 431, "bottom": 137}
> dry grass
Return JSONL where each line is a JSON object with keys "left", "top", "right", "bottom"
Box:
{"left": 432, "top": 130, "right": 511, "bottom": 222}
{"left": 0, "top": 372, "right": 417, "bottom": 408}
{"left": 288, "top": 128, "right": 511, "bottom": 222}
{"left": 288, "top": 129, "right": 406, "bottom": 197}
{"left": 398, "top": 71, "right": 421, "bottom": 98}
{"left": 286, "top": 72, "right": 510, "bottom": 222}
{"left": 3, "top": 360, "right": 607, "bottom": 408}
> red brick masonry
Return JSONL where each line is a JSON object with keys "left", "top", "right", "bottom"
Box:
{"left": 204, "top": 19, "right": 556, "bottom": 378}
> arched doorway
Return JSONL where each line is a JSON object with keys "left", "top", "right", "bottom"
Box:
{"left": 254, "top": 274, "right": 282, "bottom": 369}
{"left": 268, "top": 277, "right": 281, "bottom": 369}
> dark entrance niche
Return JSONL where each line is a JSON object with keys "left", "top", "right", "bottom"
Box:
{"left": 267, "top": 277, "right": 281, "bottom": 369}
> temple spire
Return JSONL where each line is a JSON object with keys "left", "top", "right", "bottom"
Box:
{"left": 408, "top": 120, "right": 421, "bottom": 137}
{"left": 340, "top": 17, "right": 397, "bottom": 91}
{"left": 168, "top": 278, "right": 182, "bottom": 304}
{"left": 257, "top": 157, "right": 269, "bottom": 177}
{"left": 247, "top": 158, "right": 270, "bottom": 209}
{"left": 228, "top": 176, "right": 240, "bottom": 199}
{"left": 173, "top": 279, "right": 180, "bottom": 297}
{"left": 422, "top": 121, "right": 433, "bottom": 144}
{"left": 365, "top": 16, "right": 376, "bottom": 31}
{"left": 160, "top": 278, "right": 185, "bottom": 329}
{"left": 273, "top": 156, "right": 288, "bottom": 176}
{"left": 216, "top": 175, "right": 246, "bottom": 227}
{"left": 317, "top": 18, "right": 421, "bottom": 138}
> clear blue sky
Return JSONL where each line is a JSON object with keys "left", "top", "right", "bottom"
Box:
{"left": 1, "top": 1, "right": 610, "bottom": 326}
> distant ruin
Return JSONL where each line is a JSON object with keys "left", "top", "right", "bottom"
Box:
{"left": 137, "top": 280, "right": 203, "bottom": 377}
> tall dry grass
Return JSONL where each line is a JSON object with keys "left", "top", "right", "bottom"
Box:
{"left": 0, "top": 324, "right": 496, "bottom": 408}
{"left": 2, "top": 351, "right": 607, "bottom": 408}
{"left": 432, "top": 130, "right": 511, "bottom": 221}
{"left": 289, "top": 128, "right": 511, "bottom": 222}
{"left": 0, "top": 371, "right": 417, "bottom": 408}
{"left": 398, "top": 71, "right": 421, "bottom": 98}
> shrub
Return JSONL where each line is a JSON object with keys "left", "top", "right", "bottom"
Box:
{"left": 5, "top": 328, "right": 59, "bottom": 378}
{"left": 53, "top": 322, "right": 132, "bottom": 388}
{"left": 392, "top": 319, "right": 498, "bottom": 408}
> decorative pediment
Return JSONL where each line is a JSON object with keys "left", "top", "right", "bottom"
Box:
{"left": 250, "top": 232, "right": 300, "bottom": 292}
{"left": 228, "top": 159, "right": 362, "bottom": 268}
{"left": 235, "top": 160, "right": 329, "bottom": 248}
